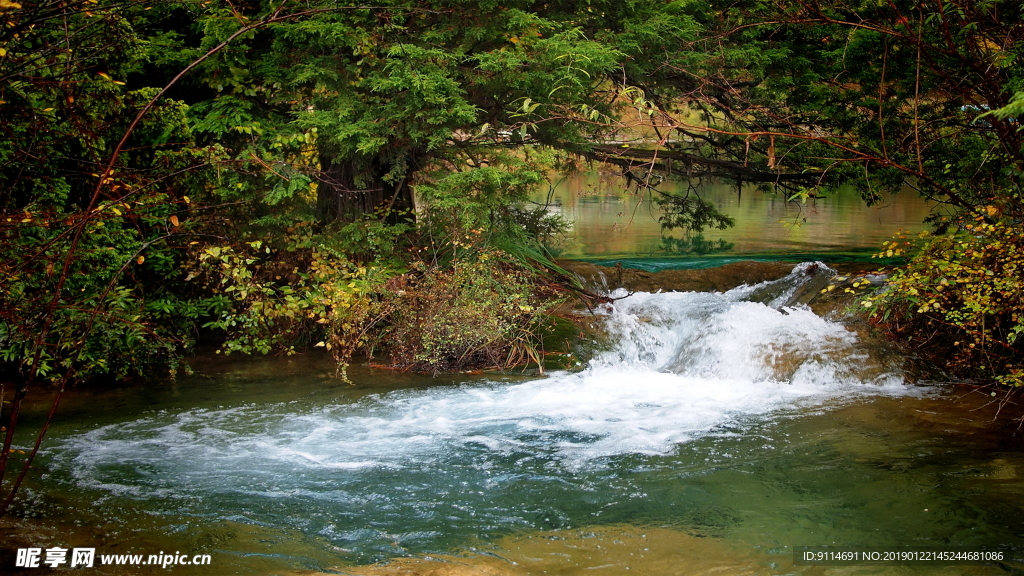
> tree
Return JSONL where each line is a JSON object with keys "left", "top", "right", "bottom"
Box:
{"left": 0, "top": 0, "right": 347, "bottom": 516}
{"left": 646, "top": 0, "right": 1024, "bottom": 386}
{"left": 605, "top": 0, "right": 1021, "bottom": 212}
{"left": 183, "top": 1, "right": 635, "bottom": 228}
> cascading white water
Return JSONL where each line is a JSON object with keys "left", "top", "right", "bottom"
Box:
{"left": 39, "top": 263, "right": 921, "bottom": 561}
{"left": 51, "top": 263, "right": 912, "bottom": 483}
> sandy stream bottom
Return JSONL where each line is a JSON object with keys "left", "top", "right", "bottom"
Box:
{"left": 279, "top": 391, "right": 1024, "bottom": 576}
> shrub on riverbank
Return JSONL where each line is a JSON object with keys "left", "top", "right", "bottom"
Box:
{"left": 862, "top": 217, "right": 1024, "bottom": 388}
{"left": 193, "top": 234, "right": 563, "bottom": 378}
{"left": 387, "top": 253, "right": 558, "bottom": 374}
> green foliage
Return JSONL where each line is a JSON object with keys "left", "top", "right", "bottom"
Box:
{"left": 418, "top": 163, "right": 546, "bottom": 231}
{"left": 605, "top": 0, "right": 1024, "bottom": 217}
{"left": 0, "top": 195, "right": 210, "bottom": 381}
{"left": 10, "top": 0, "right": 1018, "bottom": 391}
{"left": 192, "top": 239, "right": 398, "bottom": 377}
{"left": 502, "top": 204, "right": 572, "bottom": 253}
{"left": 0, "top": 0, "right": 639, "bottom": 387}
{"left": 640, "top": 0, "right": 1024, "bottom": 390}
{"left": 862, "top": 215, "right": 1024, "bottom": 387}
{"left": 0, "top": 0, "right": 224, "bottom": 382}
{"left": 192, "top": 235, "right": 560, "bottom": 377}
{"left": 990, "top": 91, "right": 1024, "bottom": 126}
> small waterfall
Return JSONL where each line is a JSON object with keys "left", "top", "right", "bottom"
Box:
{"left": 597, "top": 262, "right": 901, "bottom": 387}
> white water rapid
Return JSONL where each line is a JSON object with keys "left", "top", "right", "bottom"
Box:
{"left": 50, "top": 263, "right": 914, "bottom": 489}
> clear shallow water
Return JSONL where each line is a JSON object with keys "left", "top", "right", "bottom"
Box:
{"left": 9, "top": 265, "right": 1024, "bottom": 575}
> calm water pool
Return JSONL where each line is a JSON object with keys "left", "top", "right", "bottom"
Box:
{"left": 536, "top": 173, "right": 934, "bottom": 263}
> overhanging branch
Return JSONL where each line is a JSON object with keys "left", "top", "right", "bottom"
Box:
{"left": 580, "top": 144, "right": 824, "bottom": 185}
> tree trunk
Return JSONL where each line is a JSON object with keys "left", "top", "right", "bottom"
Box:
{"left": 316, "top": 151, "right": 420, "bottom": 224}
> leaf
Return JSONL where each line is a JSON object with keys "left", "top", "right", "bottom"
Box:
{"left": 136, "top": 256, "right": 145, "bottom": 265}
{"left": 169, "top": 215, "right": 180, "bottom": 227}
{"left": 97, "top": 71, "right": 111, "bottom": 81}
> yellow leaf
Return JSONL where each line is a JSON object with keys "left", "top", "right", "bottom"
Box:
{"left": 183, "top": 196, "right": 191, "bottom": 204}
{"left": 509, "top": 36, "right": 520, "bottom": 43}
{"left": 0, "top": 48, "right": 6, "bottom": 57}
{"left": 314, "top": 341, "right": 326, "bottom": 347}
{"left": 136, "top": 256, "right": 145, "bottom": 265}
{"left": 169, "top": 215, "right": 179, "bottom": 227}
{"left": 97, "top": 71, "right": 111, "bottom": 80}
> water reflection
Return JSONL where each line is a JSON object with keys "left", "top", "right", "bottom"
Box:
{"left": 659, "top": 234, "right": 735, "bottom": 256}
{"left": 534, "top": 172, "right": 934, "bottom": 259}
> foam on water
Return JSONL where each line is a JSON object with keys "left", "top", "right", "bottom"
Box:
{"left": 49, "top": 264, "right": 912, "bottom": 490}
{"left": 39, "top": 264, "right": 922, "bottom": 559}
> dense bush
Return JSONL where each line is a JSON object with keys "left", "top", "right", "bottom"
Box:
{"left": 192, "top": 229, "right": 561, "bottom": 378}
{"left": 387, "top": 253, "right": 557, "bottom": 374}
{"left": 863, "top": 216, "right": 1024, "bottom": 387}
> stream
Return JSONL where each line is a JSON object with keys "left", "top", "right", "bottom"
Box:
{"left": 6, "top": 264, "right": 1024, "bottom": 575}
